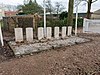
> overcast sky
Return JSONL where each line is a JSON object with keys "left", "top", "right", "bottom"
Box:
{"left": 0, "top": 0, "right": 100, "bottom": 13}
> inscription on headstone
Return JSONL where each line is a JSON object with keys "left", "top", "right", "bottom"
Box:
{"left": 15, "top": 28, "right": 23, "bottom": 42}
{"left": 67, "top": 26, "right": 72, "bottom": 36}
{"left": 38, "top": 27, "right": 44, "bottom": 40}
{"left": 62, "top": 26, "right": 67, "bottom": 38}
{"left": 26, "top": 27, "right": 33, "bottom": 42}
{"left": 46, "top": 27, "right": 52, "bottom": 39}
{"left": 54, "top": 27, "right": 59, "bottom": 39}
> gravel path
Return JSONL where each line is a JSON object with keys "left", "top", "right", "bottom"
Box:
{"left": 0, "top": 32, "right": 100, "bottom": 75}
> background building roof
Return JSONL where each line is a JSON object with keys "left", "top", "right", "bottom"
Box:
{"left": 93, "top": 9, "right": 100, "bottom": 14}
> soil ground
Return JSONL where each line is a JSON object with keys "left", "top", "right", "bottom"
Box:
{"left": 0, "top": 28, "right": 100, "bottom": 75}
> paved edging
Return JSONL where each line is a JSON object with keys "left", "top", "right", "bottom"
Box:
{"left": 8, "top": 36, "right": 90, "bottom": 56}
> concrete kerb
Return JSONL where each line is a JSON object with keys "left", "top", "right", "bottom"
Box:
{"left": 9, "top": 36, "right": 90, "bottom": 56}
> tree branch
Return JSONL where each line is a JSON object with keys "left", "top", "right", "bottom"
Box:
{"left": 92, "top": 0, "right": 98, "bottom": 3}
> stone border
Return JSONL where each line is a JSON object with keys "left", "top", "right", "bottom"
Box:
{"left": 8, "top": 36, "right": 90, "bottom": 56}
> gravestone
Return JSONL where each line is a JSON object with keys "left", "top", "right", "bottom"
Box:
{"left": 38, "top": 27, "right": 44, "bottom": 40}
{"left": 62, "top": 26, "right": 67, "bottom": 38}
{"left": 46, "top": 27, "right": 52, "bottom": 39}
{"left": 67, "top": 26, "right": 72, "bottom": 36}
{"left": 54, "top": 27, "right": 59, "bottom": 39}
{"left": 14, "top": 28, "right": 23, "bottom": 42}
{"left": 26, "top": 27, "right": 33, "bottom": 42}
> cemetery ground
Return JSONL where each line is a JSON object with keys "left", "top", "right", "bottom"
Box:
{"left": 0, "top": 28, "right": 100, "bottom": 75}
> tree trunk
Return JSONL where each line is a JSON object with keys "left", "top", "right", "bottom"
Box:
{"left": 87, "top": 0, "right": 92, "bottom": 19}
{"left": 67, "top": 0, "right": 74, "bottom": 26}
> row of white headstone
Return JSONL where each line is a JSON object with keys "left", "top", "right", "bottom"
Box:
{"left": 15, "top": 26, "right": 72, "bottom": 42}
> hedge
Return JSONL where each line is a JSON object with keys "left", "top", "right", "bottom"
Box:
{"left": 38, "top": 18, "right": 83, "bottom": 28}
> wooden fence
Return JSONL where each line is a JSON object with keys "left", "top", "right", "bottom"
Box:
{"left": 3, "top": 15, "right": 36, "bottom": 33}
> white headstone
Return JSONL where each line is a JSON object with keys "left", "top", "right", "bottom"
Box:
{"left": 46, "top": 27, "right": 52, "bottom": 39}
{"left": 38, "top": 27, "right": 44, "bottom": 40}
{"left": 26, "top": 27, "right": 33, "bottom": 42}
{"left": 54, "top": 27, "right": 59, "bottom": 39}
{"left": 67, "top": 26, "right": 72, "bottom": 36}
{"left": 62, "top": 26, "right": 67, "bottom": 38}
{"left": 14, "top": 28, "right": 23, "bottom": 42}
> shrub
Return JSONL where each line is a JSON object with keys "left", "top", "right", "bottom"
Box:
{"left": 38, "top": 18, "right": 83, "bottom": 28}
{"left": 73, "top": 18, "right": 83, "bottom": 28}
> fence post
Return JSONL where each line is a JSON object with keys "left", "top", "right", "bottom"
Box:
{"left": 0, "top": 24, "right": 4, "bottom": 46}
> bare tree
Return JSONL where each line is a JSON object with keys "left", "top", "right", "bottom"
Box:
{"left": 54, "top": 2, "right": 65, "bottom": 18}
{"left": 86, "top": 0, "right": 98, "bottom": 19}
{"left": 74, "top": 0, "right": 98, "bottom": 19}
{"left": 45, "top": 0, "right": 55, "bottom": 24}
{"left": 45, "top": 0, "right": 54, "bottom": 17}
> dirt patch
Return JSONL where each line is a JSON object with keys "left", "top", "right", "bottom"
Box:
{"left": 0, "top": 31, "right": 15, "bottom": 63}
{"left": 0, "top": 29, "right": 100, "bottom": 75}
{"left": 0, "top": 41, "right": 14, "bottom": 63}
